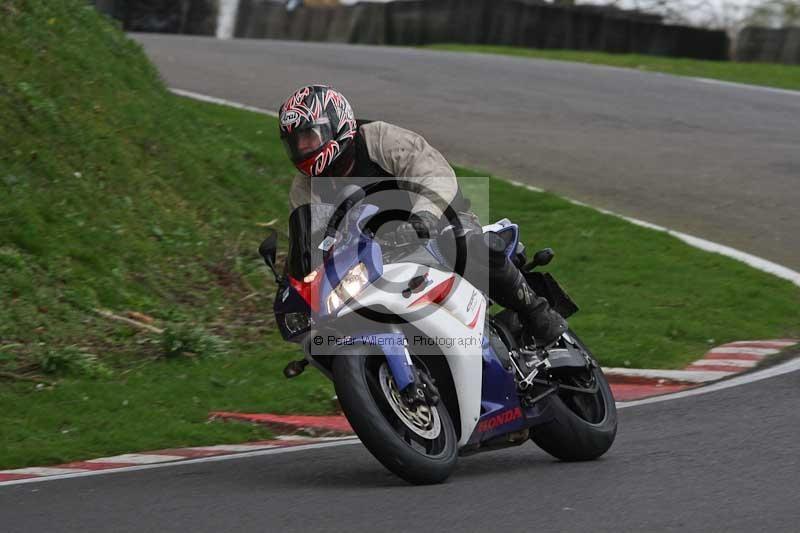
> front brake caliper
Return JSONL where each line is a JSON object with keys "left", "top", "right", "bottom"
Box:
{"left": 401, "top": 371, "right": 440, "bottom": 407}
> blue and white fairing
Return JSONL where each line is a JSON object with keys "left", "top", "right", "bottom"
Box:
{"left": 278, "top": 203, "right": 542, "bottom": 446}
{"left": 463, "top": 331, "right": 552, "bottom": 445}
{"left": 316, "top": 205, "right": 384, "bottom": 321}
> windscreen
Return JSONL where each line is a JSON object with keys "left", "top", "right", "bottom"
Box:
{"left": 287, "top": 203, "right": 336, "bottom": 280}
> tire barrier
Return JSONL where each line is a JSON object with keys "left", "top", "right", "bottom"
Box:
{"left": 92, "top": 0, "right": 217, "bottom": 35}
{"left": 231, "top": 0, "right": 728, "bottom": 60}
{"left": 91, "top": 0, "right": 729, "bottom": 60}
{"left": 736, "top": 26, "right": 800, "bottom": 65}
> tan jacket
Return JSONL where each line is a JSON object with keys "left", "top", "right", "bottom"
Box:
{"left": 289, "top": 121, "right": 458, "bottom": 218}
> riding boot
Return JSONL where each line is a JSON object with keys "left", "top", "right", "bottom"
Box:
{"left": 484, "top": 233, "right": 568, "bottom": 346}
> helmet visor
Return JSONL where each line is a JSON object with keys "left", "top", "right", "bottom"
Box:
{"left": 281, "top": 121, "right": 334, "bottom": 163}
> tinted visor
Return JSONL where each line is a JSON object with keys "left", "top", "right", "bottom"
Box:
{"left": 281, "top": 121, "right": 334, "bottom": 163}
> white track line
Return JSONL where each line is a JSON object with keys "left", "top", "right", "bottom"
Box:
{"left": 0, "top": 467, "right": 90, "bottom": 476}
{"left": 508, "top": 182, "right": 800, "bottom": 288}
{"left": 187, "top": 444, "right": 277, "bottom": 452}
{"left": 275, "top": 435, "right": 352, "bottom": 441}
{"left": 0, "top": 438, "right": 361, "bottom": 487}
{"left": 726, "top": 340, "right": 797, "bottom": 348}
{"left": 4, "top": 356, "right": 799, "bottom": 487}
{"left": 507, "top": 179, "right": 544, "bottom": 193}
{"left": 708, "top": 347, "right": 778, "bottom": 356}
{"left": 617, "top": 356, "right": 800, "bottom": 409}
{"left": 86, "top": 453, "right": 182, "bottom": 464}
{"left": 169, "top": 88, "right": 279, "bottom": 117}
{"left": 169, "top": 87, "right": 800, "bottom": 288}
{"left": 2, "top": 88, "right": 782, "bottom": 489}
{"left": 602, "top": 367, "right": 734, "bottom": 383}
{"left": 686, "top": 359, "right": 757, "bottom": 368}
{"left": 690, "top": 76, "right": 800, "bottom": 98}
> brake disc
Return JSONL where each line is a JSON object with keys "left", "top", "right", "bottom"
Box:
{"left": 378, "top": 363, "right": 441, "bottom": 440}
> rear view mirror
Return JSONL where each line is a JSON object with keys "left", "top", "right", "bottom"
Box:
{"left": 523, "top": 247, "right": 555, "bottom": 272}
{"left": 259, "top": 230, "right": 281, "bottom": 283}
{"left": 533, "top": 248, "right": 554, "bottom": 267}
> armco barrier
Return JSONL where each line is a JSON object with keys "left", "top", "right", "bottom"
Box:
{"left": 385, "top": 2, "right": 424, "bottom": 46}
{"left": 327, "top": 7, "right": 354, "bottom": 43}
{"left": 92, "top": 0, "right": 729, "bottom": 60}
{"left": 287, "top": 7, "right": 311, "bottom": 41}
{"left": 92, "top": 0, "right": 217, "bottom": 35}
{"left": 354, "top": 3, "right": 388, "bottom": 46}
{"left": 307, "top": 8, "right": 332, "bottom": 42}
{"left": 736, "top": 26, "right": 800, "bottom": 64}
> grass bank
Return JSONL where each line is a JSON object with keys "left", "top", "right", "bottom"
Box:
{"left": 1, "top": 0, "right": 334, "bottom": 468}
{"left": 425, "top": 44, "right": 800, "bottom": 92}
{"left": 1, "top": 2, "right": 798, "bottom": 469}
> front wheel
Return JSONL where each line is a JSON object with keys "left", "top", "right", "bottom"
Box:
{"left": 530, "top": 333, "right": 617, "bottom": 461}
{"left": 332, "top": 354, "right": 458, "bottom": 485}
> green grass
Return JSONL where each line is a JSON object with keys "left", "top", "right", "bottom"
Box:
{"left": 468, "top": 170, "right": 799, "bottom": 369}
{"left": 0, "top": 353, "right": 338, "bottom": 469}
{"left": 0, "top": 0, "right": 334, "bottom": 469}
{"left": 426, "top": 44, "right": 800, "bottom": 92}
{"left": 0, "top": 2, "right": 797, "bottom": 469}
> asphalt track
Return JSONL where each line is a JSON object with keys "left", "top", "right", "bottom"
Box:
{"left": 5, "top": 36, "right": 797, "bottom": 532}
{"left": 132, "top": 34, "right": 800, "bottom": 269}
{"left": 3, "top": 367, "right": 799, "bottom": 532}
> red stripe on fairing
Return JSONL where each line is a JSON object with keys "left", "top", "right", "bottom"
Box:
{"left": 408, "top": 276, "right": 455, "bottom": 308}
{"left": 467, "top": 304, "right": 482, "bottom": 329}
{"left": 289, "top": 271, "right": 321, "bottom": 312}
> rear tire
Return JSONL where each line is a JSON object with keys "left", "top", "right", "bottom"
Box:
{"left": 531, "top": 332, "right": 617, "bottom": 461}
{"left": 332, "top": 354, "right": 458, "bottom": 485}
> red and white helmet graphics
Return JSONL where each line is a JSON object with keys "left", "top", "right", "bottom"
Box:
{"left": 279, "top": 85, "right": 357, "bottom": 176}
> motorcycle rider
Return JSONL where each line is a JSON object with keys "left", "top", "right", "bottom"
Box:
{"left": 279, "top": 84, "right": 567, "bottom": 346}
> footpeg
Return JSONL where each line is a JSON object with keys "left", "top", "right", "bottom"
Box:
{"left": 283, "top": 359, "right": 309, "bottom": 378}
{"left": 510, "top": 348, "right": 552, "bottom": 390}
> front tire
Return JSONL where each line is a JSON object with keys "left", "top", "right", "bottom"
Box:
{"left": 332, "top": 354, "right": 458, "bottom": 485}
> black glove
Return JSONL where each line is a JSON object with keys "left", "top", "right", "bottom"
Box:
{"left": 396, "top": 211, "right": 440, "bottom": 244}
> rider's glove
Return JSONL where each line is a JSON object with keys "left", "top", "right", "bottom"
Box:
{"left": 396, "top": 211, "right": 440, "bottom": 244}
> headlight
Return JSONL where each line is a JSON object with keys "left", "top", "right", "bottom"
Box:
{"left": 326, "top": 262, "right": 369, "bottom": 314}
{"left": 283, "top": 312, "right": 311, "bottom": 335}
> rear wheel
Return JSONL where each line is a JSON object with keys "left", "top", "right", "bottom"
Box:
{"left": 332, "top": 354, "right": 458, "bottom": 485}
{"left": 530, "top": 332, "right": 617, "bottom": 461}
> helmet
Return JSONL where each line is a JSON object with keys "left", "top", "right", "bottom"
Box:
{"left": 278, "top": 85, "right": 357, "bottom": 177}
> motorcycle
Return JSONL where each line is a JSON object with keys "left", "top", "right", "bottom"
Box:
{"left": 259, "top": 189, "right": 617, "bottom": 485}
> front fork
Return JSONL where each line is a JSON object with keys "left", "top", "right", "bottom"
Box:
{"left": 371, "top": 332, "right": 440, "bottom": 407}
{"left": 294, "top": 329, "right": 439, "bottom": 406}
{"left": 370, "top": 332, "right": 415, "bottom": 390}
